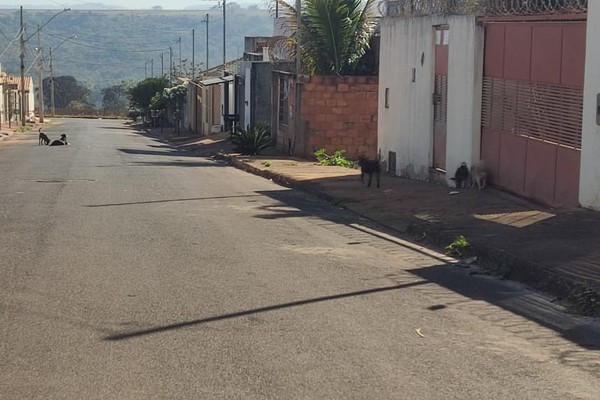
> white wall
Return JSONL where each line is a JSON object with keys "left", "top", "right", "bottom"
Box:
{"left": 378, "top": 15, "right": 483, "bottom": 183}
{"left": 445, "top": 16, "right": 484, "bottom": 183}
{"left": 579, "top": 2, "right": 600, "bottom": 210}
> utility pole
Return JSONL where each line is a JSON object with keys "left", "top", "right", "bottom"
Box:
{"left": 37, "top": 25, "right": 44, "bottom": 123}
{"left": 160, "top": 52, "right": 164, "bottom": 77}
{"left": 223, "top": 0, "right": 226, "bottom": 75}
{"left": 19, "top": 6, "right": 26, "bottom": 126}
{"left": 49, "top": 47, "right": 55, "bottom": 116}
{"left": 151, "top": 58, "right": 153, "bottom": 77}
{"left": 192, "top": 29, "right": 195, "bottom": 79}
{"left": 296, "top": 0, "right": 301, "bottom": 75}
{"left": 178, "top": 37, "right": 182, "bottom": 73}
{"left": 204, "top": 13, "right": 209, "bottom": 71}
{"left": 169, "top": 46, "right": 172, "bottom": 85}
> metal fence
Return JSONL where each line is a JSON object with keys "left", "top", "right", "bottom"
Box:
{"left": 379, "top": 0, "right": 588, "bottom": 17}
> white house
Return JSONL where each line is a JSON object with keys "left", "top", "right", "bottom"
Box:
{"left": 378, "top": 1, "right": 592, "bottom": 209}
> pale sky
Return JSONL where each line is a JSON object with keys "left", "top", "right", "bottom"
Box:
{"left": 0, "top": 0, "right": 264, "bottom": 10}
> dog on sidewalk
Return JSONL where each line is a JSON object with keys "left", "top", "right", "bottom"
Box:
{"left": 358, "top": 154, "right": 381, "bottom": 188}
{"left": 49, "top": 134, "right": 68, "bottom": 146}
{"left": 451, "top": 162, "right": 470, "bottom": 189}
{"left": 470, "top": 160, "right": 488, "bottom": 191}
{"left": 38, "top": 128, "right": 50, "bottom": 145}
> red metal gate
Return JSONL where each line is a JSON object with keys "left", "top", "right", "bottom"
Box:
{"left": 433, "top": 26, "right": 449, "bottom": 171}
{"left": 481, "top": 20, "right": 586, "bottom": 207}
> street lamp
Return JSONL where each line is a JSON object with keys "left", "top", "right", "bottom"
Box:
{"left": 19, "top": 6, "right": 70, "bottom": 126}
{"left": 49, "top": 34, "right": 76, "bottom": 117}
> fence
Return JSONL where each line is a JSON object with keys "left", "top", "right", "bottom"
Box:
{"left": 379, "top": 0, "right": 588, "bottom": 17}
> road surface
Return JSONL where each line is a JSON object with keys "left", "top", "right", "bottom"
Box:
{"left": 1, "top": 119, "right": 598, "bottom": 399}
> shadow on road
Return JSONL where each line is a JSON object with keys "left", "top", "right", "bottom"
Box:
{"left": 85, "top": 194, "right": 262, "bottom": 208}
{"left": 104, "top": 280, "right": 430, "bottom": 341}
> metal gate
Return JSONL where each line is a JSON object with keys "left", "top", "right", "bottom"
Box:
{"left": 481, "top": 20, "right": 586, "bottom": 207}
{"left": 433, "top": 26, "right": 449, "bottom": 171}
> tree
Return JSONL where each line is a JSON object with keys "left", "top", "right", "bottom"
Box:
{"left": 272, "top": 0, "right": 378, "bottom": 76}
{"left": 126, "top": 77, "right": 169, "bottom": 115}
{"left": 42, "top": 75, "right": 91, "bottom": 109}
{"left": 101, "top": 83, "right": 128, "bottom": 113}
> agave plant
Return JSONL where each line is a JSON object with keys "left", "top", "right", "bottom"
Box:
{"left": 271, "top": 0, "right": 378, "bottom": 76}
{"left": 230, "top": 122, "right": 272, "bottom": 155}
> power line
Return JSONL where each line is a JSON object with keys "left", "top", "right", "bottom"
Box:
{"left": 44, "top": 30, "right": 180, "bottom": 46}
{"left": 52, "top": 37, "right": 171, "bottom": 53}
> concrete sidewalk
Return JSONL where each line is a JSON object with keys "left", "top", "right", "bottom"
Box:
{"left": 161, "top": 131, "right": 600, "bottom": 317}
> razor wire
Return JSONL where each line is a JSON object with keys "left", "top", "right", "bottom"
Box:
{"left": 378, "top": 0, "right": 588, "bottom": 17}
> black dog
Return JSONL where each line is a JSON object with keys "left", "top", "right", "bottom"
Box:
{"left": 451, "top": 162, "right": 470, "bottom": 189}
{"left": 38, "top": 128, "right": 50, "bottom": 145}
{"left": 358, "top": 155, "right": 381, "bottom": 188}
{"left": 49, "top": 134, "right": 68, "bottom": 146}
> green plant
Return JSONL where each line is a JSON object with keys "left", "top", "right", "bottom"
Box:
{"left": 445, "top": 235, "right": 470, "bottom": 258}
{"left": 261, "top": 160, "right": 272, "bottom": 167}
{"left": 18, "top": 125, "right": 31, "bottom": 133}
{"left": 230, "top": 123, "right": 272, "bottom": 155}
{"left": 272, "top": 0, "right": 378, "bottom": 75}
{"left": 314, "top": 148, "right": 354, "bottom": 168}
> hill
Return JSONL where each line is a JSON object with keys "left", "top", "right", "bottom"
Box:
{"left": 0, "top": 4, "right": 275, "bottom": 105}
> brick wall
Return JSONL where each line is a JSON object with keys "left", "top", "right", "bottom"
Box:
{"left": 302, "top": 76, "right": 378, "bottom": 160}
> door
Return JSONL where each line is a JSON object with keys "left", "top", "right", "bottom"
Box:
{"left": 481, "top": 21, "right": 585, "bottom": 207}
{"left": 244, "top": 67, "right": 251, "bottom": 128}
{"left": 433, "top": 26, "right": 449, "bottom": 171}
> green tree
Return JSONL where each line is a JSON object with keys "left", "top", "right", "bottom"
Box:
{"left": 42, "top": 75, "right": 91, "bottom": 109}
{"left": 126, "top": 77, "right": 169, "bottom": 115}
{"left": 101, "top": 83, "right": 128, "bottom": 112}
{"left": 273, "top": 0, "right": 378, "bottom": 76}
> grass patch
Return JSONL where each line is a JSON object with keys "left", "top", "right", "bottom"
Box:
{"left": 314, "top": 148, "right": 354, "bottom": 168}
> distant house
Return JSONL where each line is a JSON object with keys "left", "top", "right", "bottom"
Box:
{"left": 1, "top": 71, "right": 35, "bottom": 125}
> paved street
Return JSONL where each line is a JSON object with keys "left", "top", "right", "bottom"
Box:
{"left": 1, "top": 119, "right": 599, "bottom": 399}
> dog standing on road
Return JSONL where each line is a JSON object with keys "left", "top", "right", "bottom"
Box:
{"left": 38, "top": 128, "right": 50, "bottom": 145}
{"left": 358, "top": 154, "right": 381, "bottom": 188}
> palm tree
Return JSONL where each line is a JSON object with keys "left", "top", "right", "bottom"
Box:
{"left": 272, "top": 0, "right": 378, "bottom": 76}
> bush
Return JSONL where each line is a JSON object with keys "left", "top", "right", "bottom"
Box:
{"left": 314, "top": 148, "right": 354, "bottom": 168}
{"left": 445, "top": 235, "right": 470, "bottom": 258}
{"left": 230, "top": 123, "right": 272, "bottom": 155}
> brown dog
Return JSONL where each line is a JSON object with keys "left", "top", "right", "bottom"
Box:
{"left": 470, "top": 161, "right": 488, "bottom": 191}
{"left": 38, "top": 128, "right": 50, "bottom": 145}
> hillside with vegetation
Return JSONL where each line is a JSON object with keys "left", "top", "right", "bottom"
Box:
{"left": 0, "top": 4, "right": 275, "bottom": 107}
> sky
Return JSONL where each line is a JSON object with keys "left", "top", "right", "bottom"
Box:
{"left": 0, "top": 0, "right": 264, "bottom": 10}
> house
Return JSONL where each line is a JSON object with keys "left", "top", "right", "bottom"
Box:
{"left": 378, "top": 0, "right": 594, "bottom": 209}
{"left": 186, "top": 59, "right": 242, "bottom": 136}
{"left": 239, "top": 36, "right": 275, "bottom": 130}
{"left": 1, "top": 71, "right": 35, "bottom": 125}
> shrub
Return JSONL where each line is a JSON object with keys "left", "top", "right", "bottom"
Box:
{"left": 314, "top": 148, "right": 354, "bottom": 168}
{"left": 230, "top": 123, "right": 272, "bottom": 155}
{"left": 445, "top": 235, "right": 470, "bottom": 258}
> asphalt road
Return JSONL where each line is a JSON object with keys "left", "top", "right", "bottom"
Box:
{"left": 1, "top": 119, "right": 599, "bottom": 399}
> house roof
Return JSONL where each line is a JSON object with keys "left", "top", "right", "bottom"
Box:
{"left": 198, "top": 75, "right": 235, "bottom": 87}
{"left": 0, "top": 74, "right": 33, "bottom": 91}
